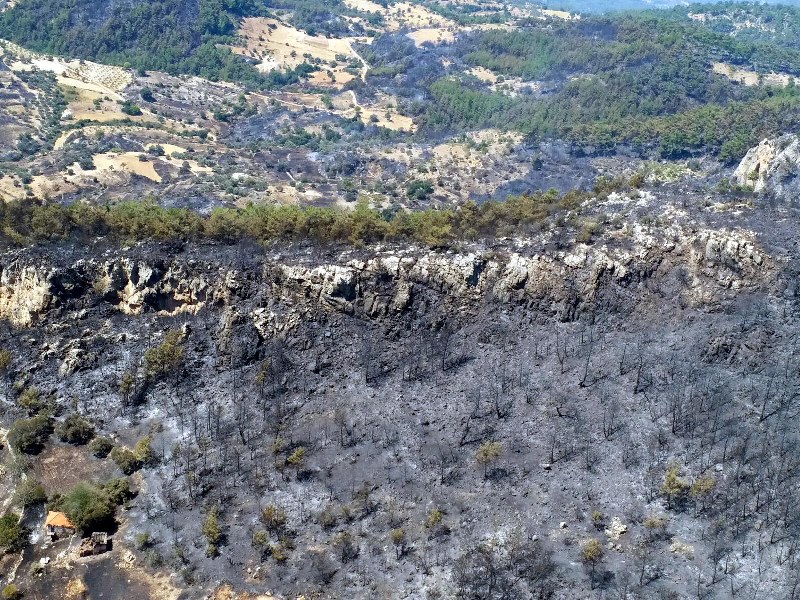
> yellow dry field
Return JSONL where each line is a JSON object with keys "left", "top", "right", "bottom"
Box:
{"left": 712, "top": 62, "right": 793, "bottom": 87}
{"left": 471, "top": 22, "right": 516, "bottom": 32}
{"left": 0, "top": 176, "right": 34, "bottom": 202}
{"left": 540, "top": 8, "right": 579, "bottom": 20}
{"left": 88, "top": 153, "right": 163, "bottom": 182}
{"left": 128, "top": 568, "right": 182, "bottom": 600}
{"left": 59, "top": 83, "right": 158, "bottom": 124}
{"left": 72, "top": 150, "right": 209, "bottom": 183}
{"left": 252, "top": 90, "right": 330, "bottom": 111}
{"left": 432, "top": 130, "right": 521, "bottom": 166}
{"left": 373, "top": 130, "right": 522, "bottom": 186}
{"left": 32, "top": 445, "right": 118, "bottom": 494}
{"left": 308, "top": 68, "right": 356, "bottom": 86}
{"left": 0, "top": 174, "right": 79, "bottom": 202}
{"left": 407, "top": 27, "right": 456, "bottom": 47}
{"left": 160, "top": 148, "right": 213, "bottom": 175}
{"left": 113, "top": 529, "right": 183, "bottom": 600}
{"left": 61, "top": 61, "right": 132, "bottom": 93}
{"left": 384, "top": 2, "right": 455, "bottom": 30}
{"left": 364, "top": 133, "right": 527, "bottom": 204}
{"left": 4, "top": 41, "right": 132, "bottom": 95}
{"left": 228, "top": 18, "right": 366, "bottom": 88}
{"left": 260, "top": 184, "right": 327, "bottom": 206}
{"left": 251, "top": 89, "right": 415, "bottom": 131}
{"left": 28, "top": 175, "right": 79, "bottom": 200}
{"left": 468, "top": 66, "right": 499, "bottom": 83}
{"left": 0, "top": 144, "right": 210, "bottom": 201}
{"left": 358, "top": 106, "right": 414, "bottom": 130}
{"left": 64, "top": 578, "right": 88, "bottom": 600}
{"left": 333, "top": 89, "right": 414, "bottom": 130}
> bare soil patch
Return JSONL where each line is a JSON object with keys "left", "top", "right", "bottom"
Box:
{"left": 384, "top": 2, "right": 454, "bottom": 30}
{"left": 540, "top": 8, "right": 579, "bottom": 20}
{"left": 228, "top": 18, "right": 365, "bottom": 89}
{"left": 712, "top": 62, "right": 793, "bottom": 87}
{"left": 407, "top": 27, "right": 456, "bottom": 47}
{"left": 32, "top": 445, "right": 118, "bottom": 495}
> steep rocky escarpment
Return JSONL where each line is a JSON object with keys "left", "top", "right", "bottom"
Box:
{"left": 0, "top": 226, "right": 771, "bottom": 330}
{"left": 735, "top": 134, "right": 800, "bottom": 197}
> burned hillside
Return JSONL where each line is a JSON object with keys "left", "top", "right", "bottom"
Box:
{"left": 0, "top": 184, "right": 799, "bottom": 599}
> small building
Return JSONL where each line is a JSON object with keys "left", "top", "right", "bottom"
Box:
{"left": 78, "top": 532, "right": 110, "bottom": 557}
{"left": 45, "top": 511, "right": 76, "bottom": 539}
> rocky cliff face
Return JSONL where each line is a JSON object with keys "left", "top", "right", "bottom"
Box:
{"left": 0, "top": 227, "right": 771, "bottom": 332}
{"left": 734, "top": 134, "right": 800, "bottom": 197}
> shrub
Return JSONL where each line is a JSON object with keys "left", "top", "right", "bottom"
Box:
{"left": 134, "top": 532, "right": 151, "bottom": 550}
{"left": 120, "top": 100, "right": 142, "bottom": 116}
{"left": 0, "top": 349, "right": 11, "bottom": 375}
{"left": 424, "top": 508, "right": 443, "bottom": 529}
{"left": 260, "top": 505, "right": 287, "bottom": 533}
{"left": 0, "top": 514, "right": 25, "bottom": 553}
{"left": 390, "top": 528, "right": 407, "bottom": 558}
{"left": 144, "top": 549, "right": 163, "bottom": 567}
{"left": 252, "top": 530, "right": 268, "bottom": 548}
{"left": 17, "top": 386, "right": 45, "bottom": 415}
{"left": 406, "top": 179, "right": 433, "bottom": 201}
{"left": 475, "top": 441, "right": 502, "bottom": 479}
{"left": 13, "top": 479, "right": 46, "bottom": 507}
{"left": 57, "top": 483, "right": 115, "bottom": 535}
{"left": 109, "top": 447, "right": 141, "bottom": 475}
{"left": 333, "top": 531, "right": 359, "bottom": 563}
{"left": 102, "top": 478, "right": 133, "bottom": 505}
{"left": 661, "top": 464, "right": 689, "bottom": 509}
{"left": 581, "top": 538, "right": 604, "bottom": 581}
{"left": 143, "top": 330, "right": 183, "bottom": 379}
{"left": 134, "top": 435, "right": 158, "bottom": 467}
{"left": 89, "top": 437, "right": 114, "bottom": 458}
{"left": 1, "top": 584, "right": 22, "bottom": 600}
{"left": 202, "top": 508, "right": 221, "bottom": 557}
{"left": 57, "top": 414, "right": 95, "bottom": 445}
{"left": 8, "top": 414, "right": 53, "bottom": 455}
{"left": 286, "top": 446, "right": 305, "bottom": 470}
{"left": 317, "top": 506, "right": 338, "bottom": 530}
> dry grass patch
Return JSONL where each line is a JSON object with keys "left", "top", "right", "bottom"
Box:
{"left": 468, "top": 66, "right": 499, "bottom": 84}
{"left": 407, "top": 28, "right": 456, "bottom": 47}
{"left": 209, "top": 584, "right": 280, "bottom": 600}
{"left": 540, "top": 8, "right": 579, "bottom": 20}
{"left": 59, "top": 84, "right": 157, "bottom": 124}
{"left": 384, "top": 2, "right": 454, "bottom": 30}
{"left": 712, "top": 62, "right": 793, "bottom": 87}
{"left": 33, "top": 445, "right": 117, "bottom": 495}
{"left": 4, "top": 41, "right": 132, "bottom": 96}
{"left": 344, "top": 90, "right": 415, "bottom": 131}
{"left": 228, "top": 17, "right": 366, "bottom": 88}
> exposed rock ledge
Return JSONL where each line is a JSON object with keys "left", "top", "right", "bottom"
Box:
{"left": 734, "top": 134, "right": 800, "bottom": 197}
{"left": 0, "top": 231, "right": 771, "bottom": 330}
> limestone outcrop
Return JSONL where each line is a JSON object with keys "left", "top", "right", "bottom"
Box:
{"left": 734, "top": 135, "right": 800, "bottom": 198}
{"left": 0, "top": 229, "right": 772, "bottom": 330}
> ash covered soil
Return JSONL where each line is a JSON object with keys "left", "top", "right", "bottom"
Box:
{"left": 1, "top": 183, "right": 799, "bottom": 599}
